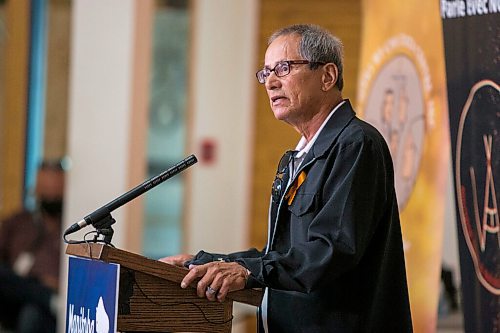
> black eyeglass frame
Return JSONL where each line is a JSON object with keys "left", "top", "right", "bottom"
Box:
{"left": 256, "top": 60, "right": 326, "bottom": 84}
{"left": 271, "top": 150, "right": 296, "bottom": 203}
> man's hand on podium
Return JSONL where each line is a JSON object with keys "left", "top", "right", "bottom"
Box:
{"left": 159, "top": 253, "right": 194, "bottom": 267}
{"left": 180, "top": 261, "right": 248, "bottom": 303}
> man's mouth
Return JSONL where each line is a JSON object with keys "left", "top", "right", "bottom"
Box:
{"left": 271, "top": 96, "right": 286, "bottom": 103}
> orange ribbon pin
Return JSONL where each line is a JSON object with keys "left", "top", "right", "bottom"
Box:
{"left": 285, "top": 171, "right": 307, "bottom": 205}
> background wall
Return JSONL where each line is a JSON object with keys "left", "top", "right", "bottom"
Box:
{"left": 0, "top": 0, "right": 30, "bottom": 220}
{"left": 43, "top": 0, "right": 70, "bottom": 160}
{"left": 185, "top": 0, "right": 259, "bottom": 256}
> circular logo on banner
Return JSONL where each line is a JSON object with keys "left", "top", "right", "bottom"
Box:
{"left": 455, "top": 80, "right": 500, "bottom": 295}
{"left": 358, "top": 34, "right": 433, "bottom": 210}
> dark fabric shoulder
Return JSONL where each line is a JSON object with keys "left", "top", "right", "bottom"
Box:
{"left": 339, "top": 116, "right": 388, "bottom": 145}
{"left": 333, "top": 117, "right": 393, "bottom": 169}
{"left": 0, "top": 210, "right": 33, "bottom": 230}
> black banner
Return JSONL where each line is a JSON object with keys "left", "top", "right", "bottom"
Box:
{"left": 441, "top": 2, "right": 499, "bottom": 332}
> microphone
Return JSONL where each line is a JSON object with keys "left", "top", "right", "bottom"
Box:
{"left": 64, "top": 154, "right": 198, "bottom": 236}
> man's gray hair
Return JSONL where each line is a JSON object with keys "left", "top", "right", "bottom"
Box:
{"left": 269, "top": 24, "right": 344, "bottom": 91}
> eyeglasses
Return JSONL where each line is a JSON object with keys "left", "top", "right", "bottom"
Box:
{"left": 271, "top": 150, "right": 296, "bottom": 203}
{"left": 256, "top": 60, "right": 326, "bottom": 84}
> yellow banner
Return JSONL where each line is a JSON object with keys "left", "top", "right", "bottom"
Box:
{"left": 357, "top": 1, "right": 450, "bottom": 332}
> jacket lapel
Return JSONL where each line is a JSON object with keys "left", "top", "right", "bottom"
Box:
{"left": 267, "top": 100, "right": 357, "bottom": 250}
{"left": 311, "top": 99, "right": 356, "bottom": 159}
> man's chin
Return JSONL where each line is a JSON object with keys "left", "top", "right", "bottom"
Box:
{"left": 272, "top": 108, "right": 289, "bottom": 121}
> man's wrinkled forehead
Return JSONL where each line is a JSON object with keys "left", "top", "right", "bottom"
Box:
{"left": 264, "top": 34, "right": 301, "bottom": 67}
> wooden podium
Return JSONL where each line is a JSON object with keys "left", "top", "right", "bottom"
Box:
{"left": 66, "top": 243, "right": 263, "bottom": 333}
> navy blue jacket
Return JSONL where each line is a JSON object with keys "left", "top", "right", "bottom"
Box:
{"left": 230, "top": 100, "right": 412, "bottom": 332}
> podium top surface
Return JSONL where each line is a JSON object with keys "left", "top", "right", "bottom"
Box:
{"left": 66, "top": 243, "right": 263, "bottom": 307}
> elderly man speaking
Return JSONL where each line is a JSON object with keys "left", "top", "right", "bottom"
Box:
{"left": 161, "top": 24, "right": 413, "bottom": 333}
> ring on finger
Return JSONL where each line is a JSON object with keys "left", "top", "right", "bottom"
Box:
{"left": 206, "top": 286, "right": 217, "bottom": 295}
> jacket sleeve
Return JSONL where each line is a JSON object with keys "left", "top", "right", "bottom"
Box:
{"left": 236, "top": 136, "right": 393, "bottom": 293}
{"left": 228, "top": 248, "right": 265, "bottom": 260}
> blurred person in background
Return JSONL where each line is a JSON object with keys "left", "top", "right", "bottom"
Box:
{"left": 0, "top": 160, "right": 65, "bottom": 333}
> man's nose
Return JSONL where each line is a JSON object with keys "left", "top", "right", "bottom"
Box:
{"left": 265, "top": 71, "right": 281, "bottom": 90}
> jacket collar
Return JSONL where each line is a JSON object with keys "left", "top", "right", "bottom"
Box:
{"left": 313, "top": 99, "right": 355, "bottom": 157}
{"left": 298, "top": 99, "right": 356, "bottom": 165}
{"left": 296, "top": 99, "right": 356, "bottom": 165}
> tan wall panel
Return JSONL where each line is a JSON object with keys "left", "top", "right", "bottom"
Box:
{"left": 250, "top": 0, "right": 362, "bottom": 249}
{"left": 44, "top": 0, "right": 70, "bottom": 160}
{"left": 124, "top": 0, "right": 154, "bottom": 254}
{"left": 0, "top": 0, "right": 30, "bottom": 219}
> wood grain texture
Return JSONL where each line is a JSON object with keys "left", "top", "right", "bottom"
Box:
{"left": 118, "top": 270, "right": 233, "bottom": 332}
{"left": 66, "top": 243, "right": 262, "bottom": 332}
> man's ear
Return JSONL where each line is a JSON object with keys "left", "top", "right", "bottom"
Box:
{"left": 321, "top": 63, "right": 338, "bottom": 91}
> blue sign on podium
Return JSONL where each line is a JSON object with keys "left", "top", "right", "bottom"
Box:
{"left": 66, "top": 256, "right": 120, "bottom": 333}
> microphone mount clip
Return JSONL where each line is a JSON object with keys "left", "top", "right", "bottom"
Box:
{"left": 92, "top": 213, "right": 116, "bottom": 245}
